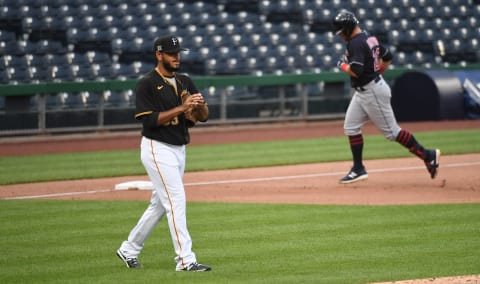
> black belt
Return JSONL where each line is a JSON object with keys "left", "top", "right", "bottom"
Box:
{"left": 354, "top": 76, "right": 381, "bottom": 92}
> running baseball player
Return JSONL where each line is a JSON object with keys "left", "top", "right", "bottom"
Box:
{"left": 332, "top": 10, "right": 440, "bottom": 184}
{"left": 116, "top": 35, "right": 211, "bottom": 271}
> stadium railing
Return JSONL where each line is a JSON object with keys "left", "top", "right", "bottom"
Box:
{"left": 0, "top": 65, "right": 478, "bottom": 137}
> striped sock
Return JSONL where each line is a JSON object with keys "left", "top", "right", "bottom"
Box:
{"left": 348, "top": 134, "right": 364, "bottom": 170}
{"left": 396, "top": 129, "right": 427, "bottom": 160}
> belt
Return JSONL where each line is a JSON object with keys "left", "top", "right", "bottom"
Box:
{"left": 354, "top": 76, "right": 381, "bottom": 92}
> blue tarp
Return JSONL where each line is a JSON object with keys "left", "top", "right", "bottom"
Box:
{"left": 453, "top": 70, "right": 480, "bottom": 119}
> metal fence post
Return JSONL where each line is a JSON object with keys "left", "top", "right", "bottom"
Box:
{"left": 37, "top": 94, "right": 46, "bottom": 134}
{"left": 98, "top": 92, "right": 104, "bottom": 128}
{"left": 220, "top": 87, "right": 227, "bottom": 121}
{"left": 278, "top": 86, "right": 285, "bottom": 116}
{"left": 299, "top": 84, "right": 308, "bottom": 118}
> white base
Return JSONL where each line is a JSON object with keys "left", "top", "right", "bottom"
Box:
{"left": 114, "top": 181, "right": 153, "bottom": 191}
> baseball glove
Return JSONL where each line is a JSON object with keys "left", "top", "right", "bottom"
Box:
{"left": 181, "top": 90, "right": 209, "bottom": 127}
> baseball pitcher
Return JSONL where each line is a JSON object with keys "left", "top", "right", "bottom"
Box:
{"left": 116, "top": 35, "right": 211, "bottom": 272}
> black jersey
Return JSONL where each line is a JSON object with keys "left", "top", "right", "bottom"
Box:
{"left": 345, "top": 31, "right": 391, "bottom": 88}
{"left": 134, "top": 70, "right": 198, "bottom": 145}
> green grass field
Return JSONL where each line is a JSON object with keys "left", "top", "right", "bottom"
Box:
{"left": 1, "top": 200, "right": 479, "bottom": 284}
{"left": 0, "top": 129, "right": 479, "bottom": 185}
{"left": 1, "top": 129, "right": 479, "bottom": 283}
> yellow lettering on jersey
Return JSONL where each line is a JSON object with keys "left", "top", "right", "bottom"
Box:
{"left": 163, "top": 116, "right": 179, "bottom": 126}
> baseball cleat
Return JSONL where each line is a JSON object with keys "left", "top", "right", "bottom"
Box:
{"left": 116, "top": 249, "right": 143, "bottom": 268}
{"left": 339, "top": 167, "right": 368, "bottom": 184}
{"left": 425, "top": 149, "right": 440, "bottom": 179}
{"left": 176, "top": 262, "right": 211, "bottom": 272}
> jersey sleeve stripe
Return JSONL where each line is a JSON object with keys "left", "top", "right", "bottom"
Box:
{"left": 135, "top": 111, "right": 154, "bottom": 119}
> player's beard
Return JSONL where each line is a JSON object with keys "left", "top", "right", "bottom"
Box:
{"left": 163, "top": 61, "right": 179, "bottom": 72}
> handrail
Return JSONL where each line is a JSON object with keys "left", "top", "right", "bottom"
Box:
{"left": 2, "top": 65, "right": 479, "bottom": 96}
{"left": 0, "top": 68, "right": 412, "bottom": 96}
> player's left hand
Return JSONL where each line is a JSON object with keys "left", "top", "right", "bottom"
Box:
{"left": 190, "top": 93, "right": 205, "bottom": 105}
{"left": 181, "top": 91, "right": 209, "bottom": 127}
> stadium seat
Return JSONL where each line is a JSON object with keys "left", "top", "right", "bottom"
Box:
{"left": 48, "top": 54, "right": 70, "bottom": 68}
{"left": 69, "top": 65, "right": 90, "bottom": 80}
{"left": 0, "top": 0, "right": 479, "bottom": 83}
{"left": 442, "top": 39, "right": 478, "bottom": 64}
{"left": 105, "top": 90, "right": 134, "bottom": 108}
{"left": 43, "top": 93, "right": 61, "bottom": 110}
{"left": 1, "top": 40, "right": 24, "bottom": 57}
{"left": 51, "top": 4, "right": 77, "bottom": 18}
{"left": 88, "top": 51, "right": 111, "bottom": 65}
{"left": 28, "top": 66, "right": 46, "bottom": 82}
{"left": 466, "top": 38, "right": 479, "bottom": 52}
{"left": 82, "top": 91, "right": 101, "bottom": 108}
{"left": 69, "top": 53, "right": 90, "bottom": 67}
{"left": 112, "top": 62, "right": 151, "bottom": 79}
{"left": 91, "top": 63, "right": 113, "bottom": 80}
{"left": 62, "top": 92, "right": 87, "bottom": 109}
{"left": 224, "top": 0, "right": 259, "bottom": 13}
{"left": 0, "top": 93, "right": 4, "bottom": 110}
{"left": 6, "top": 66, "right": 31, "bottom": 83}
{"left": 0, "top": 56, "right": 7, "bottom": 71}
{"left": 214, "top": 58, "right": 240, "bottom": 75}
{"left": 49, "top": 65, "right": 75, "bottom": 81}
{"left": 32, "top": 40, "right": 67, "bottom": 55}
{"left": 0, "top": 68, "right": 9, "bottom": 84}
{"left": 317, "top": 54, "right": 334, "bottom": 71}
{"left": 0, "top": 30, "right": 16, "bottom": 42}
{"left": 6, "top": 55, "right": 29, "bottom": 69}
{"left": 0, "top": 1, "right": 20, "bottom": 18}
{"left": 111, "top": 63, "right": 129, "bottom": 79}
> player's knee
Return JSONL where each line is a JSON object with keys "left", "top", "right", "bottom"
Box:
{"left": 384, "top": 131, "right": 398, "bottom": 141}
{"left": 386, "top": 134, "right": 396, "bottom": 141}
{"left": 381, "top": 127, "right": 401, "bottom": 141}
{"left": 344, "top": 128, "right": 361, "bottom": 136}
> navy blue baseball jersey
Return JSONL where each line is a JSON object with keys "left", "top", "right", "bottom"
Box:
{"left": 345, "top": 31, "right": 391, "bottom": 88}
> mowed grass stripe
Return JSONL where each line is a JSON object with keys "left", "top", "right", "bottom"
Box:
{"left": 0, "top": 200, "right": 478, "bottom": 283}
{"left": 0, "top": 129, "right": 479, "bottom": 185}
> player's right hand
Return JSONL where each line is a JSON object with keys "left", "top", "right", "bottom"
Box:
{"left": 336, "top": 55, "right": 348, "bottom": 68}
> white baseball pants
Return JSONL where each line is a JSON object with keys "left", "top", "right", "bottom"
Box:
{"left": 344, "top": 76, "right": 401, "bottom": 141}
{"left": 119, "top": 137, "right": 196, "bottom": 270}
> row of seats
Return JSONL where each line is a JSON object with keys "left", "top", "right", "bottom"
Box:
{"left": 3, "top": 47, "right": 461, "bottom": 83}
{"left": 3, "top": 0, "right": 475, "bottom": 19}
{"left": 27, "top": 90, "right": 135, "bottom": 111}
{"left": 6, "top": 4, "right": 476, "bottom": 26}
{"left": 51, "top": 90, "right": 135, "bottom": 109}
{"left": 0, "top": 90, "right": 135, "bottom": 114}
{"left": 0, "top": 0, "right": 479, "bottom": 86}
{"left": 0, "top": 60, "right": 153, "bottom": 84}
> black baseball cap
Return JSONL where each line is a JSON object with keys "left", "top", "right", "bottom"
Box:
{"left": 153, "top": 35, "right": 188, "bottom": 53}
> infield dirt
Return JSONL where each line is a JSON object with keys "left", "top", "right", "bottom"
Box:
{"left": 1, "top": 119, "right": 479, "bottom": 205}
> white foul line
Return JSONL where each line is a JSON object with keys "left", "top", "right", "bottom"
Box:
{"left": 3, "top": 189, "right": 113, "bottom": 200}
{"left": 3, "top": 161, "right": 480, "bottom": 200}
{"left": 183, "top": 162, "right": 480, "bottom": 186}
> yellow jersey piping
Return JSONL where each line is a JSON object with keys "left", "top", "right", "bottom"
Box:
{"left": 149, "top": 139, "right": 186, "bottom": 268}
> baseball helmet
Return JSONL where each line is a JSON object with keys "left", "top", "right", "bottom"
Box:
{"left": 332, "top": 10, "right": 359, "bottom": 36}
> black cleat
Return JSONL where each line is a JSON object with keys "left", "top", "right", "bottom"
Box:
{"left": 116, "top": 249, "right": 143, "bottom": 268}
{"left": 339, "top": 167, "right": 368, "bottom": 184}
{"left": 177, "top": 262, "right": 211, "bottom": 272}
{"left": 425, "top": 149, "right": 440, "bottom": 179}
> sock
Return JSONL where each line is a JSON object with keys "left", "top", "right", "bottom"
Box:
{"left": 396, "top": 129, "right": 428, "bottom": 160}
{"left": 348, "top": 134, "right": 364, "bottom": 170}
